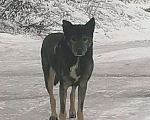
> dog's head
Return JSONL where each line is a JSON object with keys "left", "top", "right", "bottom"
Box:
{"left": 62, "top": 18, "right": 95, "bottom": 57}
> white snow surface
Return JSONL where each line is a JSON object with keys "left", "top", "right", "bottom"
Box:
{"left": 94, "top": 18, "right": 150, "bottom": 45}
{"left": 96, "top": 47, "right": 150, "bottom": 63}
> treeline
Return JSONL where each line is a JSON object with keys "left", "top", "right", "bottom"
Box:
{"left": 119, "top": 0, "right": 150, "bottom": 3}
{"left": 0, "top": 0, "right": 55, "bottom": 35}
{"left": 0, "top": 0, "right": 149, "bottom": 36}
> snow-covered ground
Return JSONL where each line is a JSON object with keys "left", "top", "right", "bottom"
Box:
{"left": 94, "top": 17, "right": 150, "bottom": 45}
{"left": 1, "top": 27, "right": 150, "bottom": 120}
{"left": 0, "top": 2, "right": 150, "bottom": 120}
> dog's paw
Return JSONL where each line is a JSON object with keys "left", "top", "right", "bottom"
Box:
{"left": 49, "top": 116, "right": 58, "bottom": 120}
{"left": 69, "top": 113, "right": 76, "bottom": 118}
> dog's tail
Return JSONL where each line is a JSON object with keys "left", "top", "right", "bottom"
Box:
{"left": 54, "top": 76, "right": 59, "bottom": 85}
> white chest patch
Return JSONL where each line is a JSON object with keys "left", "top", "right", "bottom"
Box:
{"left": 70, "top": 58, "right": 80, "bottom": 81}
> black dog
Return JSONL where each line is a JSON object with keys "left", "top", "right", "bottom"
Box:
{"left": 41, "top": 17, "right": 95, "bottom": 120}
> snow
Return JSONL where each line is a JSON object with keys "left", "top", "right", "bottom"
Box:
{"left": 96, "top": 47, "right": 150, "bottom": 63}
{"left": 0, "top": 33, "right": 35, "bottom": 42}
{"left": 102, "top": 99, "right": 143, "bottom": 117}
{"left": 143, "top": 117, "right": 150, "bottom": 120}
{"left": 92, "top": 1, "right": 150, "bottom": 45}
{"left": 94, "top": 18, "right": 150, "bottom": 45}
{"left": 56, "top": 2, "right": 89, "bottom": 23}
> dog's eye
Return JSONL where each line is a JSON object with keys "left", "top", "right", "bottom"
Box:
{"left": 83, "top": 37, "right": 88, "bottom": 42}
{"left": 71, "top": 38, "right": 76, "bottom": 42}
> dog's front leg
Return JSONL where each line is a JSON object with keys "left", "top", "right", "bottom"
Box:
{"left": 59, "top": 83, "right": 67, "bottom": 120}
{"left": 59, "top": 76, "right": 74, "bottom": 120}
{"left": 69, "top": 86, "right": 77, "bottom": 118}
{"left": 59, "top": 79, "right": 72, "bottom": 120}
{"left": 77, "top": 80, "right": 88, "bottom": 120}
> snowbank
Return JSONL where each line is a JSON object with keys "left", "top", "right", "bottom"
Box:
{"left": 96, "top": 47, "right": 150, "bottom": 63}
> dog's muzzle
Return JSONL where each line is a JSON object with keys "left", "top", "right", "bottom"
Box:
{"left": 74, "top": 48, "right": 85, "bottom": 56}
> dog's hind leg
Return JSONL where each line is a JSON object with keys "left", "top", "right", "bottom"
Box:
{"left": 48, "top": 67, "right": 58, "bottom": 120}
{"left": 42, "top": 58, "right": 58, "bottom": 120}
{"left": 69, "top": 86, "right": 77, "bottom": 118}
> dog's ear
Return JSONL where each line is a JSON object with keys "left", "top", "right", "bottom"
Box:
{"left": 85, "top": 17, "right": 95, "bottom": 34}
{"left": 62, "top": 20, "right": 72, "bottom": 34}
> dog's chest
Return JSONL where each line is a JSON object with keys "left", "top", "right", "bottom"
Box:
{"left": 70, "top": 58, "right": 80, "bottom": 81}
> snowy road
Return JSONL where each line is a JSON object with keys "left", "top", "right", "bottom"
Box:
{"left": 0, "top": 33, "right": 150, "bottom": 120}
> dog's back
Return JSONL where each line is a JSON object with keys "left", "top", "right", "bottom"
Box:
{"left": 41, "top": 33, "right": 63, "bottom": 58}
{"left": 41, "top": 33, "right": 63, "bottom": 69}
